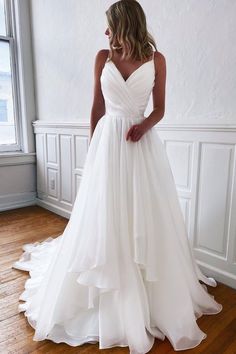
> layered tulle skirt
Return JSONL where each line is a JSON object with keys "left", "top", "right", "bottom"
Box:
{"left": 13, "top": 113, "right": 223, "bottom": 354}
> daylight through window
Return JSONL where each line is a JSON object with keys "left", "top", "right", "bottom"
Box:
{"left": 0, "top": 0, "right": 21, "bottom": 151}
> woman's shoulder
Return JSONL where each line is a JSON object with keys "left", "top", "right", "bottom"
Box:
{"left": 95, "top": 49, "right": 109, "bottom": 62}
{"left": 96, "top": 48, "right": 165, "bottom": 60}
{"left": 95, "top": 48, "right": 166, "bottom": 69}
{"left": 153, "top": 50, "right": 166, "bottom": 63}
{"left": 94, "top": 49, "right": 110, "bottom": 72}
{"left": 153, "top": 50, "right": 166, "bottom": 75}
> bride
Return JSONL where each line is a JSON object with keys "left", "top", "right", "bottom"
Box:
{"left": 12, "top": 1, "right": 223, "bottom": 353}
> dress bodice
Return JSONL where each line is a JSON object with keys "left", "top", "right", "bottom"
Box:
{"left": 100, "top": 52, "right": 155, "bottom": 119}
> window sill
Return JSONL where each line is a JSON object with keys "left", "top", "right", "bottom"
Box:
{"left": 0, "top": 152, "right": 36, "bottom": 166}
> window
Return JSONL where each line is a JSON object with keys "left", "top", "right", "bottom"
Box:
{"left": 0, "top": 99, "right": 7, "bottom": 122}
{"left": 0, "top": 0, "right": 22, "bottom": 151}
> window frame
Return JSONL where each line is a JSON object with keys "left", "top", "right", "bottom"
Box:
{"left": 0, "top": 0, "right": 23, "bottom": 152}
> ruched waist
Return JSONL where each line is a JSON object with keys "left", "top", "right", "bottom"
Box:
{"left": 105, "top": 112, "right": 145, "bottom": 121}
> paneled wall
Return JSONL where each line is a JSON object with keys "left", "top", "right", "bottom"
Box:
{"left": 0, "top": 154, "right": 36, "bottom": 211}
{"left": 34, "top": 121, "right": 89, "bottom": 216}
{"left": 33, "top": 120, "right": 236, "bottom": 289}
{"left": 158, "top": 125, "right": 236, "bottom": 290}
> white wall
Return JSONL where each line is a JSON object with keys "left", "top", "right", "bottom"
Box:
{"left": 146, "top": 0, "right": 236, "bottom": 125}
{"left": 30, "top": 0, "right": 108, "bottom": 122}
{"left": 30, "top": 0, "right": 236, "bottom": 125}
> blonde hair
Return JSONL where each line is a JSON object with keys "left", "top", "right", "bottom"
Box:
{"left": 105, "top": 0, "right": 158, "bottom": 62}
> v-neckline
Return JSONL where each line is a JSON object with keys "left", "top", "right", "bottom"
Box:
{"left": 108, "top": 54, "right": 154, "bottom": 83}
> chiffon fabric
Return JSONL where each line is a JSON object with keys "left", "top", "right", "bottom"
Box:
{"left": 12, "top": 51, "right": 222, "bottom": 354}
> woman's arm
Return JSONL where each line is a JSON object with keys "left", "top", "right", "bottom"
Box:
{"left": 143, "top": 51, "right": 166, "bottom": 130}
{"left": 89, "top": 49, "right": 107, "bottom": 143}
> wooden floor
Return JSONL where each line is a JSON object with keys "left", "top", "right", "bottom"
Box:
{"left": 0, "top": 205, "right": 235, "bottom": 354}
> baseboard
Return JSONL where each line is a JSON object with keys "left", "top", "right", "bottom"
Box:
{"left": 0, "top": 192, "right": 36, "bottom": 212}
{"left": 197, "top": 260, "right": 236, "bottom": 290}
{"left": 35, "top": 198, "right": 70, "bottom": 219}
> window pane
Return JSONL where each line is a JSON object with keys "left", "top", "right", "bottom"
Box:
{"left": 0, "top": 0, "right": 6, "bottom": 36}
{"left": 0, "top": 40, "right": 17, "bottom": 145}
{"left": 0, "top": 99, "right": 7, "bottom": 121}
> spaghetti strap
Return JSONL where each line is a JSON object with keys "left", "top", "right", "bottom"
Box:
{"left": 105, "top": 50, "right": 111, "bottom": 63}
{"left": 106, "top": 49, "right": 154, "bottom": 62}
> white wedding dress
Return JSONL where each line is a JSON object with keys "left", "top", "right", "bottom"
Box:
{"left": 12, "top": 51, "right": 223, "bottom": 354}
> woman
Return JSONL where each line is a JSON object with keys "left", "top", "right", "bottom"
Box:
{"left": 12, "top": 1, "right": 222, "bottom": 354}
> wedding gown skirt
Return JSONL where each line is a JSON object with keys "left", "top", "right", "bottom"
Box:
{"left": 12, "top": 53, "right": 222, "bottom": 354}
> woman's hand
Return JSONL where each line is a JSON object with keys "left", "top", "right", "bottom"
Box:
{"left": 126, "top": 119, "right": 150, "bottom": 142}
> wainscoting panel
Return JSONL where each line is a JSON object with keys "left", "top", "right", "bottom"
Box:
{"left": 47, "top": 167, "right": 58, "bottom": 199}
{"left": 157, "top": 125, "right": 236, "bottom": 289}
{"left": 46, "top": 134, "right": 57, "bottom": 165}
{"left": 196, "top": 142, "right": 234, "bottom": 256}
{"left": 35, "top": 133, "right": 45, "bottom": 198}
{"left": 33, "top": 122, "right": 89, "bottom": 215}
{"left": 164, "top": 140, "right": 193, "bottom": 192}
{"left": 74, "top": 135, "right": 89, "bottom": 172}
{"left": 60, "top": 134, "right": 72, "bottom": 205}
{"left": 32, "top": 120, "right": 236, "bottom": 289}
